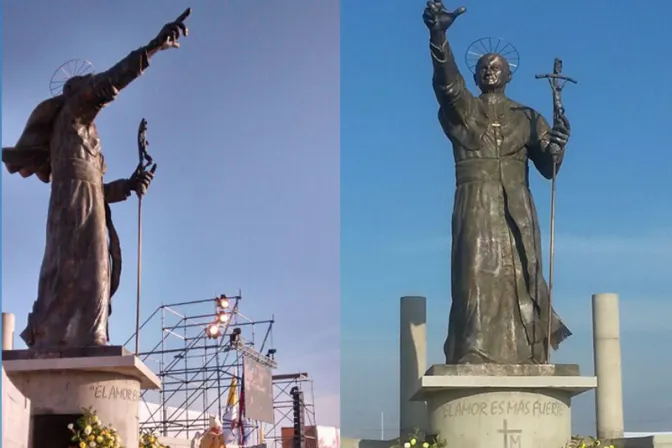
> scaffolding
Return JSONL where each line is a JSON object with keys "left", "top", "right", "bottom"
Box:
{"left": 124, "top": 292, "right": 277, "bottom": 440}
{"left": 265, "top": 372, "right": 317, "bottom": 448}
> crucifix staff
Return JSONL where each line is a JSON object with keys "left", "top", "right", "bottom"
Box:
{"left": 134, "top": 118, "right": 157, "bottom": 356}
{"left": 535, "top": 58, "right": 577, "bottom": 363}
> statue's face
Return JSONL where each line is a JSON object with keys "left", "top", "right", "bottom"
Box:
{"left": 474, "top": 54, "right": 511, "bottom": 93}
{"left": 62, "top": 74, "right": 94, "bottom": 97}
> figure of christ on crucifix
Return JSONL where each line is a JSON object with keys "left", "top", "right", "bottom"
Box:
{"left": 422, "top": 1, "right": 573, "bottom": 364}
{"left": 2, "top": 9, "right": 192, "bottom": 350}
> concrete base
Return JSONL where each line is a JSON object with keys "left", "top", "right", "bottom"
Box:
{"left": 3, "top": 346, "right": 161, "bottom": 448}
{"left": 412, "top": 364, "right": 596, "bottom": 448}
{"left": 2, "top": 366, "right": 31, "bottom": 448}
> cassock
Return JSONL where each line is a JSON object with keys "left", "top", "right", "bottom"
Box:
{"left": 430, "top": 39, "right": 571, "bottom": 364}
{"left": 2, "top": 48, "right": 149, "bottom": 349}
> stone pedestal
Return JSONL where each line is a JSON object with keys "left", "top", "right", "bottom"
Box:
{"left": 2, "top": 366, "right": 31, "bottom": 448}
{"left": 3, "top": 346, "right": 161, "bottom": 448}
{"left": 412, "top": 364, "right": 596, "bottom": 448}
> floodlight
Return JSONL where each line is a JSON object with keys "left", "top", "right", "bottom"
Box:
{"left": 206, "top": 323, "right": 220, "bottom": 338}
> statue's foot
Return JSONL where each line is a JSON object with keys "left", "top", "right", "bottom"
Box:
{"left": 92, "top": 337, "right": 108, "bottom": 346}
{"left": 458, "top": 353, "right": 487, "bottom": 364}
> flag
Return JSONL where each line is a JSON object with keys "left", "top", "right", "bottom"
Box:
{"left": 223, "top": 375, "right": 239, "bottom": 445}
{"left": 239, "top": 366, "right": 246, "bottom": 446}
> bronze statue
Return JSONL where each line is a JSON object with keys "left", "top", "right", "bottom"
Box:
{"left": 2, "top": 9, "right": 191, "bottom": 350}
{"left": 422, "top": 1, "right": 572, "bottom": 364}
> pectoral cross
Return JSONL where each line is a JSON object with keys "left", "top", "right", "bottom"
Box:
{"left": 492, "top": 122, "right": 503, "bottom": 149}
{"left": 497, "top": 419, "right": 522, "bottom": 448}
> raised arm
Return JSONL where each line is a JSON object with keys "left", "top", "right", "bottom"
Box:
{"left": 423, "top": 3, "right": 475, "bottom": 126}
{"left": 429, "top": 30, "right": 475, "bottom": 125}
{"left": 74, "top": 9, "right": 191, "bottom": 113}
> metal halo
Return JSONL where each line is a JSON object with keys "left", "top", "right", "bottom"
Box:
{"left": 465, "top": 37, "right": 520, "bottom": 75}
{"left": 49, "top": 59, "right": 95, "bottom": 97}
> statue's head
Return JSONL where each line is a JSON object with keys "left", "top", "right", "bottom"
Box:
{"left": 62, "top": 74, "right": 94, "bottom": 98}
{"left": 474, "top": 53, "right": 511, "bottom": 94}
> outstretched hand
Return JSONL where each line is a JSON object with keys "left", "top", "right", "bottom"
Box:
{"left": 153, "top": 8, "right": 191, "bottom": 51}
{"left": 423, "top": 1, "right": 466, "bottom": 32}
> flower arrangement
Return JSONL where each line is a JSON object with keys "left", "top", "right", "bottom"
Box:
{"left": 139, "top": 430, "right": 168, "bottom": 448}
{"left": 68, "top": 407, "right": 123, "bottom": 448}
{"left": 390, "top": 428, "right": 447, "bottom": 448}
{"left": 567, "top": 435, "right": 614, "bottom": 448}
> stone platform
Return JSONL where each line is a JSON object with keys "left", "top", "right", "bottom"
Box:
{"left": 3, "top": 346, "right": 161, "bottom": 448}
{"left": 412, "top": 364, "right": 597, "bottom": 448}
{"left": 2, "top": 366, "right": 31, "bottom": 448}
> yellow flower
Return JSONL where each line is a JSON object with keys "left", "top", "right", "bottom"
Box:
{"left": 84, "top": 426, "right": 93, "bottom": 436}
{"left": 410, "top": 439, "right": 417, "bottom": 446}
{"left": 80, "top": 442, "right": 87, "bottom": 448}
{"left": 96, "top": 436, "right": 103, "bottom": 443}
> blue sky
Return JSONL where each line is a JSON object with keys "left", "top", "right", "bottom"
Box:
{"left": 342, "top": 0, "right": 672, "bottom": 439}
{"left": 1, "top": 0, "right": 339, "bottom": 427}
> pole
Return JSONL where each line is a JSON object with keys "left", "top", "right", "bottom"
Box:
{"left": 133, "top": 117, "right": 153, "bottom": 356}
{"left": 2, "top": 313, "right": 15, "bottom": 350}
{"left": 135, "top": 197, "right": 143, "bottom": 356}
{"left": 592, "top": 293, "right": 624, "bottom": 439}
{"left": 381, "top": 412, "right": 384, "bottom": 440}
{"left": 399, "top": 297, "right": 428, "bottom": 436}
{"left": 535, "top": 58, "right": 577, "bottom": 364}
{"left": 546, "top": 162, "right": 557, "bottom": 363}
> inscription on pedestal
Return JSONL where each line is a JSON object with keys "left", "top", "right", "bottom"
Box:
{"left": 89, "top": 384, "right": 140, "bottom": 402}
{"left": 443, "top": 399, "right": 564, "bottom": 418}
{"left": 497, "top": 419, "right": 522, "bottom": 448}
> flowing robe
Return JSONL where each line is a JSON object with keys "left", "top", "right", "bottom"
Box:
{"left": 199, "top": 429, "right": 227, "bottom": 448}
{"left": 429, "top": 39, "right": 572, "bottom": 364}
{"left": 2, "top": 48, "right": 149, "bottom": 349}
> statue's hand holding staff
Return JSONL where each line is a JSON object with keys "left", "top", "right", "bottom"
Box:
{"left": 548, "top": 114, "right": 571, "bottom": 159}
{"left": 423, "top": 1, "right": 466, "bottom": 32}
{"left": 129, "top": 166, "right": 155, "bottom": 198}
{"left": 152, "top": 8, "right": 191, "bottom": 51}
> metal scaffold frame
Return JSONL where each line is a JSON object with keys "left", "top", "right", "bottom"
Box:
{"left": 124, "top": 292, "right": 277, "bottom": 441}
{"left": 265, "top": 372, "right": 317, "bottom": 448}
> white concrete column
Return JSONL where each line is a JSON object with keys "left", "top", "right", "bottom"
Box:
{"left": 2, "top": 313, "right": 16, "bottom": 351}
{"left": 400, "top": 296, "right": 428, "bottom": 437}
{"left": 592, "top": 293, "right": 624, "bottom": 439}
